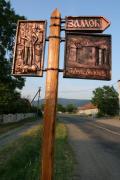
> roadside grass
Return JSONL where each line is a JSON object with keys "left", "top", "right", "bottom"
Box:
{"left": 54, "top": 123, "right": 74, "bottom": 180}
{"left": 0, "top": 123, "right": 74, "bottom": 180}
{"left": 0, "top": 116, "right": 37, "bottom": 135}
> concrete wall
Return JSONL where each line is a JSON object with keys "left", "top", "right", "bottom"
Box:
{"left": 77, "top": 108, "right": 98, "bottom": 116}
{"left": 0, "top": 113, "right": 35, "bottom": 124}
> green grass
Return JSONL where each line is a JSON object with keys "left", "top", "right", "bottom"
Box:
{"left": 0, "top": 123, "right": 74, "bottom": 180}
{"left": 54, "top": 123, "right": 74, "bottom": 180}
{"left": 0, "top": 116, "right": 37, "bottom": 135}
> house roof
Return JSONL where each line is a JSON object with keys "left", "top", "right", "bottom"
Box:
{"left": 78, "top": 102, "right": 97, "bottom": 110}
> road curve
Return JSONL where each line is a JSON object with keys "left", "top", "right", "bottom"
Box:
{"left": 59, "top": 114, "right": 120, "bottom": 180}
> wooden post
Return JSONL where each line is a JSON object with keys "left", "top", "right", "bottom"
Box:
{"left": 41, "top": 9, "right": 61, "bottom": 180}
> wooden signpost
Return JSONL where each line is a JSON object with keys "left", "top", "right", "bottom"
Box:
{"left": 12, "top": 9, "right": 111, "bottom": 180}
{"left": 41, "top": 9, "right": 61, "bottom": 180}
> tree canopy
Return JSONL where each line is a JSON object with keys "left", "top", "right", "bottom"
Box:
{"left": 57, "top": 104, "right": 66, "bottom": 113}
{"left": 91, "top": 86, "right": 119, "bottom": 116}
{"left": 0, "top": 0, "right": 28, "bottom": 114}
{"left": 0, "top": 0, "right": 25, "bottom": 89}
{"left": 66, "top": 104, "right": 77, "bottom": 113}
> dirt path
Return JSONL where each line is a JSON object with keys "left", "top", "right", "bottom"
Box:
{"left": 0, "top": 121, "right": 41, "bottom": 150}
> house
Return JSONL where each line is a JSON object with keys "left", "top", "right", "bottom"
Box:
{"left": 77, "top": 102, "right": 98, "bottom": 116}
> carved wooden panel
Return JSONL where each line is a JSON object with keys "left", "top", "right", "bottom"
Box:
{"left": 64, "top": 33, "right": 111, "bottom": 80}
{"left": 65, "top": 16, "right": 110, "bottom": 32}
{"left": 12, "top": 20, "right": 47, "bottom": 76}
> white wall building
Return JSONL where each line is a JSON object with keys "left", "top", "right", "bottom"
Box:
{"left": 77, "top": 103, "right": 98, "bottom": 116}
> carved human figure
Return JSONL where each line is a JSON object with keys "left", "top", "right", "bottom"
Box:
{"left": 20, "top": 24, "right": 37, "bottom": 66}
{"left": 15, "top": 22, "right": 45, "bottom": 74}
{"left": 16, "top": 23, "right": 26, "bottom": 67}
{"left": 33, "top": 25, "right": 43, "bottom": 68}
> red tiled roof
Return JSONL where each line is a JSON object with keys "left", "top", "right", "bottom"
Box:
{"left": 78, "top": 103, "right": 97, "bottom": 110}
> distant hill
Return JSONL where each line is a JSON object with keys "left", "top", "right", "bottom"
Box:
{"left": 58, "top": 98, "right": 90, "bottom": 107}
{"left": 33, "top": 98, "right": 90, "bottom": 107}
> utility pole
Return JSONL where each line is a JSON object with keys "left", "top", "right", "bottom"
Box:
{"left": 37, "top": 87, "right": 41, "bottom": 109}
{"left": 31, "top": 87, "right": 41, "bottom": 119}
{"left": 31, "top": 87, "right": 41, "bottom": 105}
{"left": 37, "top": 87, "right": 41, "bottom": 118}
{"left": 118, "top": 80, "right": 120, "bottom": 117}
{"left": 41, "top": 9, "right": 61, "bottom": 180}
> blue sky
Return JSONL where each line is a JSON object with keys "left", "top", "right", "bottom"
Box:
{"left": 10, "top": 0, "right": 120, "bottom": 100}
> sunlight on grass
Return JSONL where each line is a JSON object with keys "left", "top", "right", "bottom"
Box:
{"left": 0, "top": 123, "right": 74, "bottom": 180}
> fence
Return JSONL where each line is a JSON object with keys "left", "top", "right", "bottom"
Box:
{"left": 0, "top": 113, "right": 35, "bottom": 124}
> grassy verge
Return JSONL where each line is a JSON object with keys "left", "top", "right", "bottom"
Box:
{"left": 54, "top": 123, "right": 74, "bottom": 180}
{"left": 0, "top": 123, "right": 74, "bottom": 180}
{"left": 0, "top": 116, "right": 37, "bottom": 135}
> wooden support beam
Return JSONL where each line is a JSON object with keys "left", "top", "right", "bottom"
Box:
{"left": 41, "top": 9, "right": 61, "bottom": 180}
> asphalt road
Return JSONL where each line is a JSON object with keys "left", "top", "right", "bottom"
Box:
{"left": 59, "top": 114, "right": 120, "bottom": 180}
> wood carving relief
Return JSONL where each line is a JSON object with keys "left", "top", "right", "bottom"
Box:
{"left": 12, "top": 20, "right": 46, "bottom": 76}
{"left": 64, "top": 33, "right": 111, "bottom": 80}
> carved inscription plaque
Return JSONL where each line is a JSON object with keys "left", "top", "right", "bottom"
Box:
{"left": 12, "top": 20, "right": 47, "bottom": 76}
{"left": 65, "top": 16, "right": 110, "bottom": 32}
{"left": 64, "top": 33, "right": 111, "bottom": 80}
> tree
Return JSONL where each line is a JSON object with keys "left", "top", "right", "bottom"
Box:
{"left": 0, "top": 83, "right": 20, "bottom": 114}
{"left": 66, "top": 104, "right": 77, "bottom": 113}
{"left": 0, "top": 0, "right": 25, "bottom": 88}
{"left": 41, "top": 104, "right": 45, "bottom": 112}
{"left": 0, "top": 0, "right": 26, "bottom": 113}
{"left": 57, "top": 104, "right": 66, "bottom": 113}
{"left": 91, "top": 86, "right": 119, "bottom": 116}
